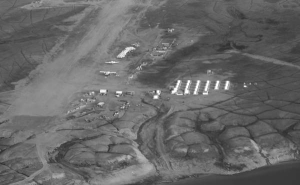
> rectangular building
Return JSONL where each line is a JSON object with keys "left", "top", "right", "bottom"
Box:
{"left": 193, "top": 80, "right": 201, "bottom": 95}
{"left": 214, "top": 81, "right": 220, "bottom": 90}
{"left": 184, "top": 80, "right": 192, "bottom": 95}
{"left": 224, "top": 81, "right": 230, "bottom": 90}
{"left": 203, "top": 80, "right": 211, "bottom": 95}
{"left": 171, "top": 80, "right": 181, "bottom": 94}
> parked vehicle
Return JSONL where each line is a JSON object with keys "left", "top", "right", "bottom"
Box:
{"left": 125, "top": 91, "right": 135, "bottom": 96}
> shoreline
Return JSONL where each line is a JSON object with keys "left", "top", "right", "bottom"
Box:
{"left": 128, "top": 159, "right": 300, "bottom": 185}
{"left": 157, "top": 159, "right": 300, "bottom": 185}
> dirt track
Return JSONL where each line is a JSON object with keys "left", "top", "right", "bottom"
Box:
{"left": 6, "top": 0, "right": 136, "bottom": 117}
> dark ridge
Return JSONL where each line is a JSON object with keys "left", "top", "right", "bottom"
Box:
{"left": 264, "top": 18, "right": 280, "bottom": 25}
{"left": 0, "top": 34, "right": 57, "bottom": 45}
{"left": 231, "top": 41, "right": 248, "bottom": 50}
{"left": 5, "top": 6, "right": 87, "bottom": 39}
{"left": 216, "top": 41, "right": 232, "bottom": 52}
{"left": 136, "top": 40, "right": 206, "bottom": 88}
{"left": 186, "top": 2, "right": 202, "bottom": 7}
{"left": 0, "top": 119, "right": 9, "bottom": 125}
{"left": 257, "top": 18, "right": 281, "bottom": 25}
{"left": 226, "top": 6, "right": 247, "bottom": 20}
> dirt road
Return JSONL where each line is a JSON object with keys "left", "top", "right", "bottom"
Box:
{"left": 6, "top": 0, "right": 136, "bottom": 117}
{"left": 155, "top": 106, "right": 174, "bottom": 171}
{"left": 227, "top": 50, "right": 300, "bottom": 70}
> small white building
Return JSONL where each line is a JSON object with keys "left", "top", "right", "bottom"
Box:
{"left": 167, "top": 28, "right": 174, "bottom": 33}
{"left": 153, "top": 94, "right": 160, "bottom": 99}
{"left": 88, "top": 91, "right": 95, "bottom": 96}
{"left": 115, "top": 91, "right": 123, "bottom": 97}
{"left": 149, "top": 90, "right": 161, "bottom": 97}
{"left": 97, "top": 102, "right": 105, "bottom": 107}
{"left": 155, "top": 90, "right": 161, "bottom": 95}
{"left": 113, "top": 111, "right": 119, "bottom": 116}
{"left": 99, "top": 89, "right": 108, "bottom": 95}
{"left": 207, "top": 70, "right": 214, "bottom": 75}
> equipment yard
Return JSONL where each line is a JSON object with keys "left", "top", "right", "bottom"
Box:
{"left": 1, "top": 0, "right": 300, "bottom": 185}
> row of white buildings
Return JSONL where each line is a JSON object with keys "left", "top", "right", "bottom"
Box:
{"left": 171, "top": 80, "right": 230, "bottom": 95}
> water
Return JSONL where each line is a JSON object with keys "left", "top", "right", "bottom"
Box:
{"left": 165, "top": 161, "right": 300, "bottom": 185}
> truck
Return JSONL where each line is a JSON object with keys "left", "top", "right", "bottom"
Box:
{"left": 125, "top": 91, "right": 135, "bottom": 96}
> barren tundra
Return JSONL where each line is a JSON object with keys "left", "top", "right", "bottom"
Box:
{"left": 1, "top": 0, "right": 300, "bottom": 185}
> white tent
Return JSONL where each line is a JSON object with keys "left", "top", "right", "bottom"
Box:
{"left": 117, "top": 47, "right": 136, "bottom": 58}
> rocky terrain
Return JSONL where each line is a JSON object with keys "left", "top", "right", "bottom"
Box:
{"left": 0, "top": 0, "right": 300, "bottom": 185}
